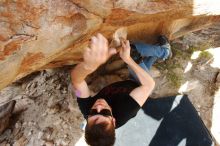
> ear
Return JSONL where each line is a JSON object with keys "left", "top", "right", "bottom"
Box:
{"left": 112, "top": 118, "right": 116, "bottom": 127}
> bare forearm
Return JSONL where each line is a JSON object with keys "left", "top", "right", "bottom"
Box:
{"left": 71, "top": 33, "right": 117, "bottom": 98}
{"left": 71, "top": 62, "right": 95, "bottom": 85}
{"left": 71, "top": 62, "right": 95, "bottom": 98}
{"left": 120, "top": 40, "right": 154, "bottom": 106}
{"left": 126, "top": 58, "right": 155, "bottom": 87}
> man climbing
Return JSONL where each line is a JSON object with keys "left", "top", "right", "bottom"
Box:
{"left": 71, "top": 33, "right": 171, "bottom": 146}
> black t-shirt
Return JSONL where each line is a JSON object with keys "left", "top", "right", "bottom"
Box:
{"left": 77, "top": 80, "right": 141, "bottom": 128}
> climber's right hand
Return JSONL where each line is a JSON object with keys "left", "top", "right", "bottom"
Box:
{"left": 83, "top": 33, "right": 117, "bottom": 71}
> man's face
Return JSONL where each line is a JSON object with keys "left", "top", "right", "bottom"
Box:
{"left": 87, "top": 99, "right": 115, "bottom": 127}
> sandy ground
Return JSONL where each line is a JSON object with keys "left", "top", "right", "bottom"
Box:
{"left": 0, "top": 23, "right": 220, "bottom": 146}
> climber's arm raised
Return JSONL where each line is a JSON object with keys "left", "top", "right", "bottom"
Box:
{"left": 71, "top": 33, "right": 117, "bottom": 98}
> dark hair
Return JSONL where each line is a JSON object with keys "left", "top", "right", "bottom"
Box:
{"left": 85, "top": 122, "right": 115, "bottom": 146}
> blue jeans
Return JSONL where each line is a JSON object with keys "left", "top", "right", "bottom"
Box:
{"left": 128, "top": 42, "right": 170, "bottom": 82}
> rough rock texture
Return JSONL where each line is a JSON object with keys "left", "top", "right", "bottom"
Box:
{"left": 0, "top": 0, "right": 220, "bottom": 89}
{"left": 0, "top": 100, "right": 15, "bottom": 134}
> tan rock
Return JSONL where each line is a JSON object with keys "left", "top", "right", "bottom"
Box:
{"left": 44, "top": 141, "right": 54, "bottom": 146}
{"left": 13, "top": 136, "right": 28, "bottom": 146}
{"left": 0, "top": 0, "right": 220, "bottom": 89}
{"left": 0, "top": 100, "right": 15, "bottom": 134}
{"left": 149, "top": 67, "right": 161, "bottom": 78}
{"left": 115, "top": 68, "right": 129, "bottom": 79}
{"left": 216, "top": 72, "right": 220, "bottom": 83}
{"left": 105, "top": 60, "right": 125, "bottom": 72}
{"left": 0, "top": 141, "right": 10, "bottom": 146}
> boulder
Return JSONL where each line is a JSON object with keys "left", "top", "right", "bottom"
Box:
{"left": 0, "top": 100, "right": 16, "bottom": 134}
{"left": 0, "top": 0, "right": 220, "bottom": 89}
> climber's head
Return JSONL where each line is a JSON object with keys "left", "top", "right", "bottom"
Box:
{"left": 85, "top": 98, "right": 116, "bottom": 146}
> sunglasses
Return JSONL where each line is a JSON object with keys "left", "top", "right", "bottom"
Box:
{"left": 87, "top": 109, "right": 113, "bottom": 118}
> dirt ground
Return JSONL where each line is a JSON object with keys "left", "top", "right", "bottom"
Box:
{"left": 0, "top": 23, "right": 220, "bottom": 146}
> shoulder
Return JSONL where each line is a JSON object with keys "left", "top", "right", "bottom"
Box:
{"left": 113, "top": 94, "right": 141, "bottom": 128}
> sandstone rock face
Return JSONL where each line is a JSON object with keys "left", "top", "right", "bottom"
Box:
{"left": 0, "top": 0, "right": 220, "bottom": 89}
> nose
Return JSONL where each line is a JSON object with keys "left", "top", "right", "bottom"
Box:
{"left": 96, "top": 105, "right": 103, "bottom": 113}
